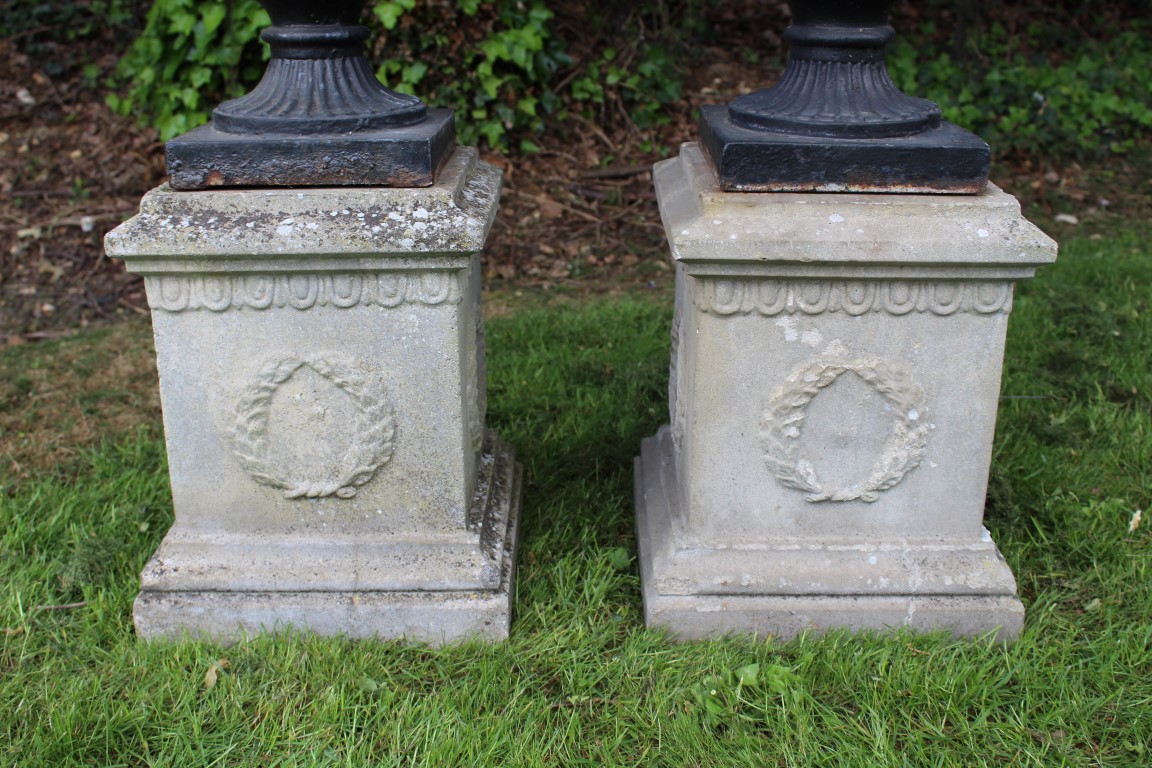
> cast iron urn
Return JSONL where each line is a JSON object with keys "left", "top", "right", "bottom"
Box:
{"left": 700, "top": 0, "right": 989, "bottom": 193}
{"left": 165, "top": 0, "right": 455, "bottom": 189}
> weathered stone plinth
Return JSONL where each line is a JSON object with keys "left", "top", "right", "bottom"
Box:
{"left": 105, "top": 148, "right": 521, "bottom": 644}
{"left": 636, "top": 143, "right": 1056, "bottom": 641}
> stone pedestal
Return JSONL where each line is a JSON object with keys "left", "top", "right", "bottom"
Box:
{"left": 105, "top": 148, "right": 521, "bottom": 644}
{"left": 636, "top": 143, "right": 1056, "bottom": 641}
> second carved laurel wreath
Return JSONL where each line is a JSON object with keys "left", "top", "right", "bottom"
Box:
{"left": 761, "top": 358, "right": 930, "bottom": 503}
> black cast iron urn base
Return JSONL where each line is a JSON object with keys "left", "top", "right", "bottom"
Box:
{"left": 166, "top": 0, "right": 454, "bottom": 189}
{"left": 700, "top": 0, "right": 989, "bottom": 193}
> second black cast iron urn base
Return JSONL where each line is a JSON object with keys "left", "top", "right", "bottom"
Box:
{"left": 166, "top": 0, "right": 454, "bottom": 190}
{"left": 700, "top": 0, "right": 989, "bottom": 193}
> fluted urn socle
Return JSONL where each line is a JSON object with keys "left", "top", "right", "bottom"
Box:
{"left": 700, "top": 0, "right": 989, "bottom": 192}
{"left": 165, "top": 0, "right": 455, "bottom": 189}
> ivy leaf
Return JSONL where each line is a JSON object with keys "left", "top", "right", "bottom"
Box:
{"left": 373, "top": 1, "right": 413, "bottom": 31}
{"left": 201, "top": 3, "right": 227, "bottom": 35}
{"left": 401, "top": 61, "right": 428, "bottom": 85}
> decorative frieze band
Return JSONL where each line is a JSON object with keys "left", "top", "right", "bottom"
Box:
{"left": 145, "top": 271, "right": 464, "bottom": 313}
{"left": 695, "top": 279, "right": 1012, "bottom": 317}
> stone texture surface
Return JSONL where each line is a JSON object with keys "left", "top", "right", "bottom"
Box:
{"left": 636, "top": 143, "right": 1056, "bottom": 641}
{"left": 105, "top": 147, "right": 521, "bottom": 644}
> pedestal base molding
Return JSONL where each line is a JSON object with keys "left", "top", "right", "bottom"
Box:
{"left": 636, "top": 430, "right": 1023, "bottom": 641}
{"left": 135, "top": 436, "right": 521, "bottom": 645}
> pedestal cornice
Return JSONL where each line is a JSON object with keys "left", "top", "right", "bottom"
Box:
{"left": 105, "top": 147, "right": 499, "bottom": 271}
{"left": 655, "top": 144, "right": 1056, "bottom": 280}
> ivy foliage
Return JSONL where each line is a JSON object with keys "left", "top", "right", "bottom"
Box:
{"left": 369, "top": 0, "right": 565, "bottom": 151}
{"left": 888, "top": 21, "right": 1152, "bottom": 160}
{"left": 107, "top": 0, "right": 270, "bottom": 141}
{"left": 107, "top": 1, "right": 1151, "bottom": 160}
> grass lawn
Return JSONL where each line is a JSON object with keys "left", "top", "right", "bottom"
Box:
{"left": 1, "top": 231, "right": 1150, "bottom": 766}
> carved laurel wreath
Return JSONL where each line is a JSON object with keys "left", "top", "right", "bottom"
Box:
{"left": 230, "top": 356, "right": 395, "bottom": 499}
{"left": 761, "top": 359, "right": 929, "bottom": 503}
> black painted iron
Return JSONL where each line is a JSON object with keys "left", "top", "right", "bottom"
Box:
{"left": 166, "top": 0, "right": 454, "bottom": 189}
{"left": 700, "top": 0, "right": 989, "bottom": 193}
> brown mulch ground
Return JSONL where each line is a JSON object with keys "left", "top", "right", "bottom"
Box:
{"left": 1, "top": 34, "right": 163, "bottom": 344}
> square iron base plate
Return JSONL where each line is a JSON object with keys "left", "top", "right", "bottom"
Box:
{"left": 699, "top": 105, "right": 989, "bottom": 194}
{"left": 166, "top": 108, "right": 455, "bottom": 190}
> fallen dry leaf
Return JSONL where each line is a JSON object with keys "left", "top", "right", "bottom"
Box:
{"left": 204, "top": 658, "right": 231, "bottom": 689}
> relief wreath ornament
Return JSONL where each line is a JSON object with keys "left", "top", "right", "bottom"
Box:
{"left": 761, "top": 359, "right": 929, "bottom": 503}
{"left": 231, "top": 356, "right": 395, "bottom": 499}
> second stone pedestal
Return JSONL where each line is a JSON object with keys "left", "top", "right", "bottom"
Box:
{"left": 636, "top": 144, "right": 1056, "bottom": 641}
{"left": 106, "top": 148, "right": 520, "bottom": 644}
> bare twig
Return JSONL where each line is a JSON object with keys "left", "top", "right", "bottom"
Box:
{"left": 33, "top": 601, "right": 88, "bottom": 612}
{"left": 21, "top": 331, "right": 75, "bottom": 341}
{"left": 578, "top": 164, "right": 651, "bottom": 180}
{"left": 568, "top": 113, "right": 617, "bottom": 153}
{"left": 508, "top": 190, "right": 602, "bottom": 224}
{"left": 7, "top": 188, "right": 74, "bottom": 198}
{"left": 1, "top": 26, "right": 54, "bottom": 44}
{"left": 118, "top": 297, "right": 150, "bottom": 316}
{"left": 0, "top": 210, "right": 135, "bottom": 232}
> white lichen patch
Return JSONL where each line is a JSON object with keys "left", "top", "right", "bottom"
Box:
{"left": 800, "top": 329, "right": 823, "bottom": 347}
{"left": 774, "top": 316, "right": 798, "bottom": 341}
